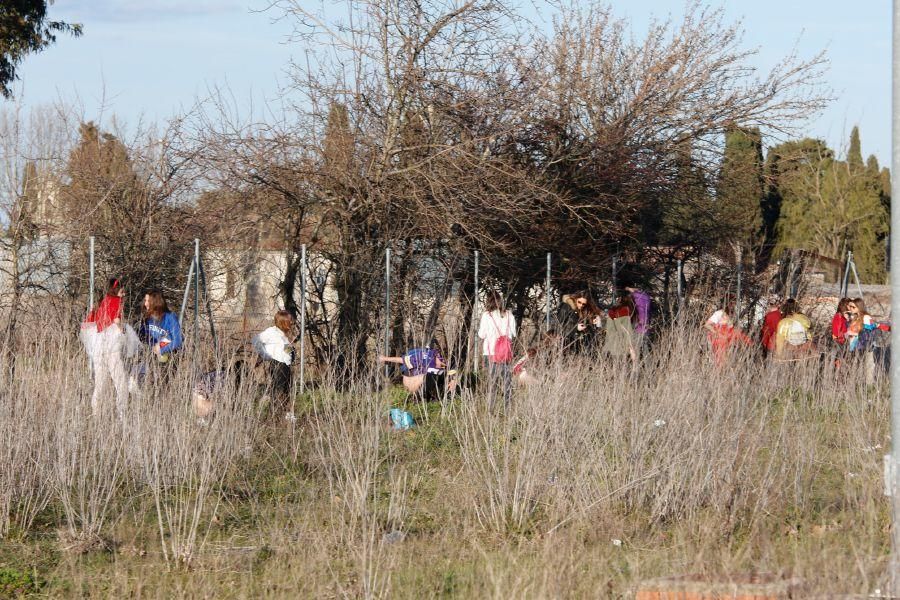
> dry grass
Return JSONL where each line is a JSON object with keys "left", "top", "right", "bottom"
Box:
{"left": 0, "top": 314, "right": 891, "bottom": 597}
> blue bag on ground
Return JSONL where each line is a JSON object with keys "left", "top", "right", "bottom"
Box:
{"left": 390, "top": 408, "right": 415, "bottom": 430}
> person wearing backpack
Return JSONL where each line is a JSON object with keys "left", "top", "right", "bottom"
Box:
{"left": 477, "top": 291, "right": 516, "bottom": 408}
{"left": 604, "top": 293, "right": 637, "bottom": 364}
{"left": 774, "top": 299, "right": 812, "bottom": 360}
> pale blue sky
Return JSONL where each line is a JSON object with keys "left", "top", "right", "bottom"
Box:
{"left": 16, "top": 0, "right": 891, "bottom": 164}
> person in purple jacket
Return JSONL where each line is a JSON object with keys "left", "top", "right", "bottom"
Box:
{"left": 624, "top": 285, "right": 651, "bottom": 358}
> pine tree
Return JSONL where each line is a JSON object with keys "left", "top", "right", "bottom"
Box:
{"left": 0, "top": 1, "right": 82, "bottom": 97}
{"left": 773, "top": 138, "right": 888, "bottom": 281}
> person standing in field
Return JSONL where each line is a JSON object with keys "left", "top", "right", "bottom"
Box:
{"left": 624, "top": 285, "right": 651, "bottom": 357}
{"left": 831, "top": 298, "right": 851, "bottom": 347}
{"left": 556, "top": 291, "right": 600, "bottom": 354}
{"left": 83, "top": 277, "right": 129, "bottom": 415}
{"left": 774, "top": 298, "right": 812, "bottom": 360}
{"left": 759, "top": 296, "right": 782, "bottom": 360}
{"left": 704, "top": 303, "right": 752, "bottom": 365}
{"left": 603, "top": 293, "right": 637, "bottom": 364}
{"left": 139, "top": 290, "right": 183, "bottom": 365}
{"left": 253, "top": 310, "right": 295, "bottom": 419}
{"left": 478, "top": 291, "right": 516, "bottom": 408}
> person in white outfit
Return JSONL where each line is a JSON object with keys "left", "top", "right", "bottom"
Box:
{"left": 82, "top": 278, "right": 129, "bottom": 416}
{"left": 252, "top": 310, "right": 295, "bottom": 418}
{"left": 477, "top": 291, "right": 516, "bottom": 408}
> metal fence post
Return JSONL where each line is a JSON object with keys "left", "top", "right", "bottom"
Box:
{"left": 384, "top": 247, "right": 391, "bottom": 378}
{"left": 88, "top": 236, "right": 95, "bottom": 313}
{"left": 474, "top": 250, "right": 480, "bottom": 371}
{"left": 178, "top": 257, "right": 195, "bottom": 326}
{"left": 545, "top": 252, "right": 551, "bottom": 331}
{"left": 890, "top": 2, "right": 900, "bottom": 591}
{"left": 611, "top": 255, "right": 618, "bottom": 301}
{"left": 194, "top": 239, "right": 200, "bottom": 350}
{"left": 300, "top": 243, "right": 306, "bottom": 394}
{"left": 676, "top": 259, "right": 684, "bottom": 315}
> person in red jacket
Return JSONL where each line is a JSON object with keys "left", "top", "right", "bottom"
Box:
{"left": 86, "top": 277, "right": 124, "bottom": 332}
{"left": 704, "top": 306, "right": 752, "bottom": 365}
{"left": 831, "top": 298, "right": 851, "bottom": 346}
{"left": 760, "top": 296, "right": 782, "bottom": 359}
{"left": 83, "top": 278, "right": 128, "bottom": 415}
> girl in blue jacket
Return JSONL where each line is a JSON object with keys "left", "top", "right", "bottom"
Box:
{"left": 139, "top": 289, "right": 183, "bottom": 363}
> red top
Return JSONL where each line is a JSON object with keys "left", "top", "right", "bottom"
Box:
{"left": 85, "top": 294, "right": 122, "bottom": 333}
{"left": 707, "top": 324, "right": 752, "bottom": 364}
{"left": 831, "top": 312, "right": 848, "bottom": 345}
{"left": 608, "top": 306, "right": 631, "bottom": 319}
{"left": 761, "top": 309, "right": 782, "bottom": 350}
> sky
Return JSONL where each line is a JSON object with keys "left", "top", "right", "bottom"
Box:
{"left": 16, "top": 0, "right": 892, "bottom": 164}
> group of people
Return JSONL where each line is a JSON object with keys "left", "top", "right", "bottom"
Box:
{"left": 705, "top": 294, "right": 889, "bottom": 371}
{"left": 81, "top": 277, "right": 300, "bottom": 420}
{"left": 382, "top": 286, "right": 655, "bottom": 408}
{"left": 83, "top": 273, "right": 892, "bottom": 420}
{"left": 81, "top": 278, "right": 184, "bottom": 415}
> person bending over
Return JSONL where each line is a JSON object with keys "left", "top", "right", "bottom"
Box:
{"left": 379, "top": 341, "right": 457, "bottom": 401}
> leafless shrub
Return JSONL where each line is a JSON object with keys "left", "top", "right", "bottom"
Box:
{"left": 308, "top": 371, "right": 410, "bottom": 599}
{"left": 130, "top": 359, "right": 256, "bottom": 565}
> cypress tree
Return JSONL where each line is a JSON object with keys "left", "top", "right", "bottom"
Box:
{"left": 773, "top": 137, "right": 888, "bottom": 281}
{"left": 848, "top": 126, "right": 863, "bottom": 171}
{"left": 717, "top": 125, "right": 765, "bottom": 268}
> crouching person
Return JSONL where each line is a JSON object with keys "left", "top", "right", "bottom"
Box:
{"left": 192, "top": 360, "right": 244, "bottom": 424}
{"left": 252, "top": 310, "right": 295, "bottom": 419}
{"left": 379, "top": 341, "right": 456, "bottom": 402}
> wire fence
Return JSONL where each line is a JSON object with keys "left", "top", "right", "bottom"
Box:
{"left": 0, "top": 234, "right": 885, "bottom": 389}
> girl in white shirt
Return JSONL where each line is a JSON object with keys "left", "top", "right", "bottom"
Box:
{"left": 252, "top": 310, "right": 294, "bottom": 417}
{"left": 477, "top": 291, "right": 516, "bottom": 408}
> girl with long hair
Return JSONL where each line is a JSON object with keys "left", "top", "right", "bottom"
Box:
{"left": 139, "top": 289, "right": 183, "bottom": 363}
{"left": 477, "top": 291, "right": 517, "bottom": 408}
{"left": 556, "top": 291, "right": 601, "bottom": 353}
{"left": 252, "top": 310, "right": 295, "bottom": 418}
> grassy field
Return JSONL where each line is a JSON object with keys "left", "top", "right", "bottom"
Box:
{"left": 0, "top": 321, "right": 892, "bottom": 598}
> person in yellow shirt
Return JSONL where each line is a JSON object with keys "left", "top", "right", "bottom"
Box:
{"left": 774, "top": 298, "right": 812, "bottom": 359}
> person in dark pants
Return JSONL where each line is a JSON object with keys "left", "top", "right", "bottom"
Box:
{"left": 555, "top": 291, "right": 600, "bottom": 354}
{"left": 252, "top": 310, "right": 295, "bottom": 419}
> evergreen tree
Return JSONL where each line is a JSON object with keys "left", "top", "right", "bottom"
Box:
{"left": 0, "top": 0, "right": 82, "bottom": 98}
{"left": 717, "top": 125, "right": 765, "bottom": 267}
{"left": 773, "top": 137, "right": 888, "bottom": 281}
{"left": 659, "top": 141, "right": 715, "bottom": 250}
{"left": 848, "top": 126, "right": 863, "bottom": 171}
